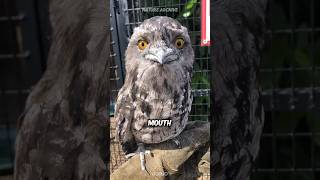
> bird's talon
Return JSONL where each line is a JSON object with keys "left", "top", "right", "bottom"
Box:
{"left": 173, "top": 138, "right": 182, "bottom": 149}
{"left": 125, "top": 147, "right": 150, "bottom": 171}
{"left": 125, "top": 153, "right": 136, "bottom": 159}
{"left": 137, "top": 143, "right": 149, "bottom": 171}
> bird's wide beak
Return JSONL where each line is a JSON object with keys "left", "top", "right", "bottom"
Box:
{"left": 145, "top": 49, "right": 177, "bottom": 64}
{"left": 154, "top": 50, "right": 166, "bottom": 64}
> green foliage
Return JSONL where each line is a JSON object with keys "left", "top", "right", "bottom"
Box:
{"left": 178, "top": 0, "right": 198, "bottom": 18}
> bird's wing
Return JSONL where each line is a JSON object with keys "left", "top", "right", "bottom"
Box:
{"left": 212, "top": 0, "right": 266, "bottom": 179}
{"left": 15, "top": 0, "right": 109, "bottom": 179}
{"left": 115, "top": 90, "right": 137, "bottom": 154}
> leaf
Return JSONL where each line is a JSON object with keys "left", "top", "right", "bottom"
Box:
{"left": 178, "top": 0, "right": 198, "bottom": 18}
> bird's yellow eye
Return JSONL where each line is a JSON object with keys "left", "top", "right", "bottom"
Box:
{"left": 138, "top": 40, "right": 148, "bottom": 50}
{"left": 175, "top": 38, "right": 185, "bottom": 49}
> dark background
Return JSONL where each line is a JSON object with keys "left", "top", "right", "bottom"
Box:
{"left": 0, "top": 0, "right": 50, "bottom": 175}
{"left": 1, "top": 0, "right": 320, "bottom": 179}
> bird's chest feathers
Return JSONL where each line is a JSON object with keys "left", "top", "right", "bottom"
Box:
{"left": 132, "top": 79, "right": 184, "bottom": 117}
{"left": 130, "top": 66, "right": 188, "bottom": 118}
{"left": 136, "top": 64, "right": 186, "bottom": 92}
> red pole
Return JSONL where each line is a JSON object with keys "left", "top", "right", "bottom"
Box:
{"left": 201, "top": 0, "right": 210, "bottom": 46}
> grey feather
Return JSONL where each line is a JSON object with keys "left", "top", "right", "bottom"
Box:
{"left": 115, "top": 16, "right": 194, "bottom": 154}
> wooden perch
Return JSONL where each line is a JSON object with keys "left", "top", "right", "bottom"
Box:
{"left": 111, "top": 121, "right": 210, "bottom": 180}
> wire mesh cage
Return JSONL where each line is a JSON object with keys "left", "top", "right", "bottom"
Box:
{"left": 109, "top": 0, "right": 210, "bottom": 178}
{"left": 252, "top": 0, "right": 320, "bottom": 179}
{"left": 0, "top": 0, "right": 50, "bottom": 175}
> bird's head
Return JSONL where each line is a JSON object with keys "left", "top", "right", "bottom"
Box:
{"left": 125, "top": 16, "right": 194, "bottom": 71}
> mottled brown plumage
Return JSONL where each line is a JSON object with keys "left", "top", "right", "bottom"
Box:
{"left": 14, "top": 0, "right": 109, "bottom": 179}
{"left": 212, "top": 0, "right": 267, "bottom": 179}
{"left": 115, "top": 16, "right": 194, "bottom": 154}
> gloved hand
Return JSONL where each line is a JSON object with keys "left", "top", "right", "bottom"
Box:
{"left": 110, "top": 121, "right": 210, "bottom": 180}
